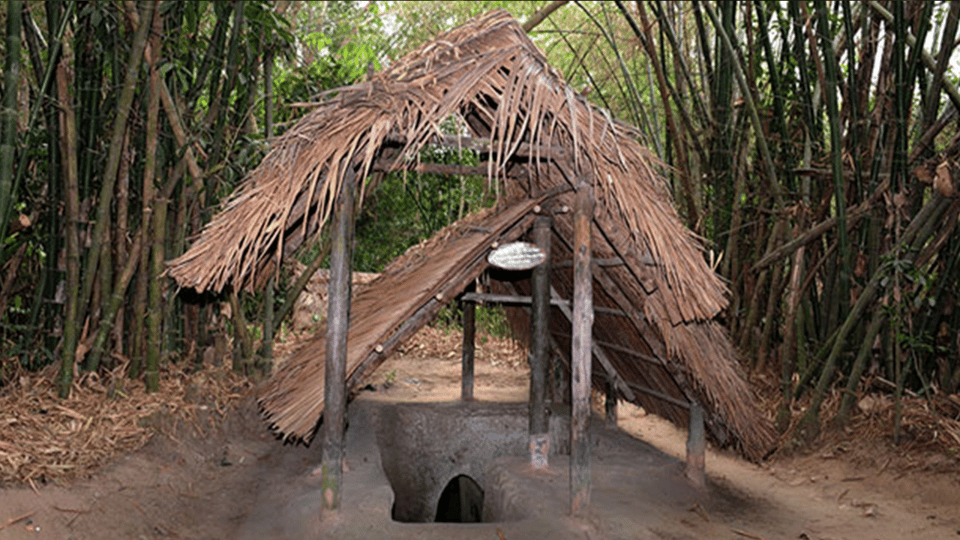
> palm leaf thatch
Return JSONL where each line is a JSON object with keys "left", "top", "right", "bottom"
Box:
{"left": 168, "top": 10, "right": 775, "bottom": 460}
{"left": 167, "top": 9, "right": 721, "bottom": 319}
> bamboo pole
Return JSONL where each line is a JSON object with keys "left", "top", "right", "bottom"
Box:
{"left": 620, "top": 1, "right": 699, "bottom": 227}
{"left": 77, "top": 0, "right": 153, "bottom": 325}
{"left": 143, "top": 7, "right": 165, "bottom": 392}
{"left": 522, "top": 0, "right": 568, "bottom": 32}
{"left": 867, "top": 1, "right": 960, "bottom": 111}
{"left": 813, "top": 0, "right": 852, "bottom": 323}
{"left": 461, "top": 281, "right": 476, "bottom": 402}
{"left": 702, "top": 1, "right": 783, "bottom": 209}
{"left": 321, "top": 169, "right": 357, "bottom": 515}
{"left": 259, "top": 45, "right": 276, "bottom": 376}
{"left": 529, "top": 215, "right": 551, "bottom": 469}
{"left": 226, "top": 287, "right": 253, "bottom": 373}
{"left": 570, "top": 181, "right": 593, "bottom": 516}
{"left": 0, "top": 0, "right": 21, "bottom": 244}
{"left": 796, "top": 195, "right": 953, "bottom": 442}
{"left": 56, "top": 29, "right": 78, "bottom": 399}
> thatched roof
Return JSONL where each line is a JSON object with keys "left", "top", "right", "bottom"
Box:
{"left": 168, "top": 10, "right": 775, "bottom": 460}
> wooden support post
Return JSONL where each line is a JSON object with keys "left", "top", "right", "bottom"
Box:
{"left": 529, "top": 215, "right": 551, "bottom": 469}
{"left": 685, "top": 402, "right": 706, "bottom": 489}
{"left": 321, "top": 172, "right": 356, "bottom": 515}
{"left": 549, "top": 286, "right": 636, "bottom": 403}
{"left": 605, "top": 377, "right": 617, "bottom": 427}
{"left": 570, "top": 181, "right": 593, "bottom": 516}
{"left": 552, "top": 347, "right": 568, "bottom": 405}
{"left": 461, "top": 281, "right": 476, "bottom": 401}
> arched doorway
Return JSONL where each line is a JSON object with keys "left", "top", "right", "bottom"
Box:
{"left": 435, "top": 474, "right": 485, "bottom": 523}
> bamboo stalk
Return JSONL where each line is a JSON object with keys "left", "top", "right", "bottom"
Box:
{"left": 867, "top": 1, "right": 960, "bottom": 111}
{"left": 921, "top": 2, "right": 960, "bottom": 134}
{"left": 259, "top": 43, "right": 277, "bottom": 375}
{"left": 228, "top": 288, "right": 254, "bottom": 373}
{"left": 205, "top": 2, "right": 244, "bottom": 170}
{"left": 835, "top": 310, "right": 887, "bottom": 425}
{"left": 796, "top": 196, "right": 952, "bottom": 442}
{"left": 738, "top": 220, "right": 784, "bottom": 354}
{"left": 751, "top": 182, "right": 888, "bottom": 271}
{"left": 649, "top": 0, "right": 711, "bottom": 147}
{"left": 522, "top": 0, "right": 568, "bottom": 32}
{"left": 702, "top": 1, "right": 783, "bottom": 210}
{"left": 56, "top": 29, "right": 79, "bottom": 398}
{"left": 627, "top": 1, "right": 699, "bottom": 227}
{"left": 77, "top": 0, "right": 154, "bottom": 327}
{"left": 144, "top": 5, "right": 165, "bottom": 393}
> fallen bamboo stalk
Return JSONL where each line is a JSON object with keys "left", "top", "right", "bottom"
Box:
{"left": 751, "top": 179, "right": 888, "bottom": 272}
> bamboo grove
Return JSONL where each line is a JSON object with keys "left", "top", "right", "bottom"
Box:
{"left": 1, "top": 1, "right": 959, "bottom": 447}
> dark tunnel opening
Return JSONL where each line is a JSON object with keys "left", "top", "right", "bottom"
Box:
{"left": 434, "top": 474, "right": 485, "bottom": 523}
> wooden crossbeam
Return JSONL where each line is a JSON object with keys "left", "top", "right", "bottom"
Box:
{"left": 372, "top": 161, "right": 490, "bottom": 177}
{"left": 549, "top": 286, "right": 637, "bottom": 404}
{"left": 625, "top": 382, "right": 691, "bottom": 410}
{"left": 460, "top": 292, "right": 629, "bottom": 318}
{"left": 554, "top": 256, "right": 624, "bottom": 268}
{"left": 377, "top": 133, "right": 568, "bottom": 167}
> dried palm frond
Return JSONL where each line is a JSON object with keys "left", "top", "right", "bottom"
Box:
{"left": 167, "top": 10, "right": 724, "bottom": 324}
{"left": 170, "top": 10, "right": 773, "bottom": 460}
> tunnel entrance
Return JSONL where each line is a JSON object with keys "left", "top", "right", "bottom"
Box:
{"left": 435, "top": 475, "right": 485, "bottom": 523}
{"left": 377, "top": 402, "right": 567, "bottom": 523}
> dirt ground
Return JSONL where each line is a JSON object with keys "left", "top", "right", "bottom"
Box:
{"left": 1, "top": 326, "right": 959, "bottom": 539}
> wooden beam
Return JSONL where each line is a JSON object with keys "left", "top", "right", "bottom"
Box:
{"left": 685, "top": 402, "right": 706, "bottom": 488}
{"left": 346, "top": 297, "right": 441, "bottom": 391}
{"left": 529, "top": 216, "right": 551, "bottom": 469}
{"left": 461, "top": 292, "right": 566, "bottom": 306}
{"left": 544, "top": 331, "right": 689, "bottom": 411}
{"left": 542, "top": 208, "right": 671, "bottom": 390}
{"left": 625, "top": 382, "right": 692, "bottom": 410}
{"left": 320, "top": 171, "right": 356, "bottom": 515}
{"left": 372, "top": 161, "right": 490, "bottom": 177}
{"left": 432, "top": 134, "right": 569, "bottom": 160}
{"left": 378, "top": 133, "right": 569, "bottom": 165}
{"left": 564, "top": 333, "right": 665, "bottom": 368}
{"left": 570, "top": 181, "right": 593, "bottom": 516}
{"left": 461, "top": 282, "right": 476, "bottom": 401}
{"left": 461, "top": 292, "right": 629, "bottom": 318}
{"left": 498, "top": 280, "right": 569, "bottom": 406}
{"left": 550, "top": 288, "right": 637, "bottom": 403}
{"left": 553, "top": 256, "right": 650, "bottom": 268}
{"left": 605, "top": 377, "right": 618, "bottom": 427}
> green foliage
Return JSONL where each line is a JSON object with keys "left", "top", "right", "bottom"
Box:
{"left": 271, "top": 1, "right": 388, "bottom": 126}
{"left": 434, "top": 302, "right": 513, "bottom": 340}
{"left": 353, "top": 147, "right": 493, "bottom": 273}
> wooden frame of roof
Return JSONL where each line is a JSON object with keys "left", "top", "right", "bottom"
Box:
{"left": 167, "top": 9, "right": 774, "bottom": 461}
